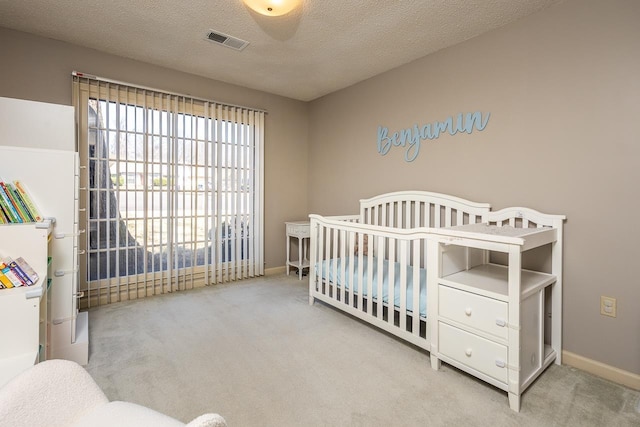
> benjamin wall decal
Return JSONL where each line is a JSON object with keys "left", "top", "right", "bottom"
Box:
{"left": 377, "top": 111, "right": 491, "bottom": 162}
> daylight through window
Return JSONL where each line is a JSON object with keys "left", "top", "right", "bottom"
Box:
{"left": 72, "top": 74, "right": 265, "bottom": 307}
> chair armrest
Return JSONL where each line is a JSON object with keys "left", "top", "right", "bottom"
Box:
{"left": 0, "top": 359, "right": 108, "bottom": 427}
{"left": 185, "top": 413, "right": 228, "bottom": 427}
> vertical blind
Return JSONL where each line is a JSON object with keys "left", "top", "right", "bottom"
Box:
{"left": 72, "top": 73, "right": 265, "bottom": 307}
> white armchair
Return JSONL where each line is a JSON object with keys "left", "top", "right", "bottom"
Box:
{"left": 0, "top": 359, "right": 227, "bottom": 427}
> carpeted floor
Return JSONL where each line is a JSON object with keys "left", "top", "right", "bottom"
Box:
{"left": 85, "top": 274, "right": 640, "bottom": 426}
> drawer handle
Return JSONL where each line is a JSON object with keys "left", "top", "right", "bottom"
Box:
{"left": 464, "top": 307, "right": 472, "bottom": 316}
{"left": 465, "top": 349, "right": 472, "bottom": 357}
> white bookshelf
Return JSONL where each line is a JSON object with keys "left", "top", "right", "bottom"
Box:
{"left": 0, "top": 220, "right": 52, "bottom": 387}
{"left": 0, "top": 96, "right": 88, "bottom": 367}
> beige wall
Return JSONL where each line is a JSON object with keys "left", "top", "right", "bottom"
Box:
{"left": 0, "top": 26, "right": 309, "bottom": 271}
{"left": 308, "top": 0, "right": 640, "bottom": 375}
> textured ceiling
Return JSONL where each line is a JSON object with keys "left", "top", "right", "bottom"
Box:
{"left": 0, "top": 0, "right": 561, "bottom": 101}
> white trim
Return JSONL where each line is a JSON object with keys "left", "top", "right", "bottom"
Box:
{"left": 265, "top": 266, "right": 286, "bottom": 276}
{"left": 562, "top": 350, "right": 640, "bottom": 390}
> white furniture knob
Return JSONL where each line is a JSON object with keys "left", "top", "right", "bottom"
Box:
{"left": 465, "top": 349, "right": 472, "bottom": 357}
{"left": 465, "top": 307, "right": 472, "bottom": 316}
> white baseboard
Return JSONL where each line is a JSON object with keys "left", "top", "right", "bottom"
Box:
{"left": 265, "top": 266, "right": 286, "bottom": 276}
{"left": 562, "top": 350, "right": 640, "bottom": 390}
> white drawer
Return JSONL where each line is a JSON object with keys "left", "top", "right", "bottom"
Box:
{"left": 286, "top": 223, "right": 310, "bottom": 238}
{"left": 438, "top": 322, "right": 507, "bottom": 384}
{"left": 439, "top": 285, "right": 508, "bottom": 339}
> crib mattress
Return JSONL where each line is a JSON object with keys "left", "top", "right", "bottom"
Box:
{"left": 318, "top": 256, "right": 427, "bottom": 318}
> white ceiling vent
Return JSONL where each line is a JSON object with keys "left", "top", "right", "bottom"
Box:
{"left": 205, "top": 30, "right": 249, "bottom": 51}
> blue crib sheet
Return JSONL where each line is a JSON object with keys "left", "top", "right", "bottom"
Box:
{"left": 318, "top": 256, "right": 427, "bottom": 318}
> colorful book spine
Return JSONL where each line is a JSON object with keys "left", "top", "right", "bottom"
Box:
{"left": 0, "top": 258, "right": 39, "bottom": 290}
{"left": 13, "top": 181, "right": 42, "bottom": 222}
{"left": 15, "top": 257, "right": 39, "bottom": 284}
{"left": 0, "top": 263, "right": 24, "bottom": 287}
{"left": 1, "top": 182, "right": 31, "bottom": 222}
{"left": 7, "top": 183, "right": 34, "bottom": 222}
{"left": 0, "top": 199, "right": 9, "bottom": 223}
{"left": 6, "top": 258, "right": 34, "bottom": 286}
{"left": 0, "top": 271, "right": 13, "bottom": 289}
{"left": 0, "top": 184, "right": 22, "bottom": 223}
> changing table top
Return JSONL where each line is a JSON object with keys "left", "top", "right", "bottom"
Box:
{"left": 429, "top": 223, "right": 557, "bottom": 249}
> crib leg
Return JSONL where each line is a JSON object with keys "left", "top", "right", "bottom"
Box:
{"left": 508, "top": 392, "right": 521, "bottom": 412}
{"left": 309, "top": 296, "right": 315, "bottom": 305}
{"left": 430, "top": 354, "right": 441, "bottom": 370}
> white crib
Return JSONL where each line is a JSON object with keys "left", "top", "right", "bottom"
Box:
{"left": 308, "top": 191, "right": 565, "bottom": 411}
{"left": 308, "top": 191, "right": 491, "bottom": 351}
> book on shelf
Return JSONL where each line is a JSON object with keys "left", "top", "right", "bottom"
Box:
{"left": 0, "top": 179, "right": 42, "bottom": 223}
{"left": 0, "top": 257, "right": 39, "bottom": 290}
{"left": 1, "top": 182, "right": 31, "bottom": 222}
{"left": 0, "top": 270, "right": 14, "bottom": 289}
{"left": 8, "top": 182, "right": 34, "bottom": 222}
{"left": 0, "top": 262, "right": 25, "bottom": 288}
{"left": 13, "top": 181, "right": 42, "bottom": 222}
{"left": 0, "top": 204, "right": 7, "bottom": 224}
{"left": 0, "top": 183, "right": 22, "bottom": 223}
{"left": 14, "top": 257, "right": 39, "bottom": 284}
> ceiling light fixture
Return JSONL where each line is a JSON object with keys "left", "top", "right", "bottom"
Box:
{"left": 242, "top": 0, "right": 302, "bottom": 17}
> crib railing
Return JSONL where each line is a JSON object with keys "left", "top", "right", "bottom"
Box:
{"left": 309, "top": 214, "right": 432, "bottom": 349}
{"left": 360, "top": 190, "right": 490, "bottom": 229}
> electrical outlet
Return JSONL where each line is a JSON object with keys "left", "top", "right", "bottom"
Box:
{"left": 600, "top": 296, "right": 617, "bottom": 318}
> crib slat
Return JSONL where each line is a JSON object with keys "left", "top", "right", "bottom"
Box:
{"left": 347, "top": 233, "right": 364, "bottom": 310}
{"left": 445, "top": 206, "right": 452, "bottom": 227}
{"left": 435, "top": 204, "right": 441, "bottom": 227}
{"left": 399, "top": 239, "right": 407, "bottom": 331}
{"left": 388, "top": 237, "right": 396, "bottom": 326}
{"left": 406, "top": 201, "right": 411, "bottom": 228}
{"left": 456, "top": 210, "right": 463, "bottom": 226}
{"left": 414, "top": 201, "right": 420, "bottom": 228}
{"left": 376, "top": 235, "right": 384, "bottom": 319}
{"left": 339, "top": 229, "right": 346, "bottom": 304}
{"left": 320, "top": 226, "right": 326, "bottom": 296}
{"left": 331, "top": 227, "right": 338, "bottom": 299}
{"left": 389, "top": 202, "right": 395, "bottom": 228}
{"left": 348, "top": 231, "right": 355, "bottom": 308}
{"left": 366, "top": 233, "right": 373, "bottom": 316}
{"left": 381, "top": 204, "right": 387, "bottom": 228}
{"left": 423, "top": 236, "right": 428, "bottom": 275}
{"left": 356, "top": 232, "right": 364, "bottom": 311}
{"left": 412, "top": 239, "right": 420, "bottom": 335}
{"left": 316, "top": 224, "right": 323, "bottom": 294}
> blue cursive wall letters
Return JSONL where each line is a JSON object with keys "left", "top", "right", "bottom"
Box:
{"left": 377, "top": 111, "right": 490, "bottom": 162}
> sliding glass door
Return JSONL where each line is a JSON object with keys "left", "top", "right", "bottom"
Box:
{"left": 73, "top": 74, "right": 264, "bottom": 307}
